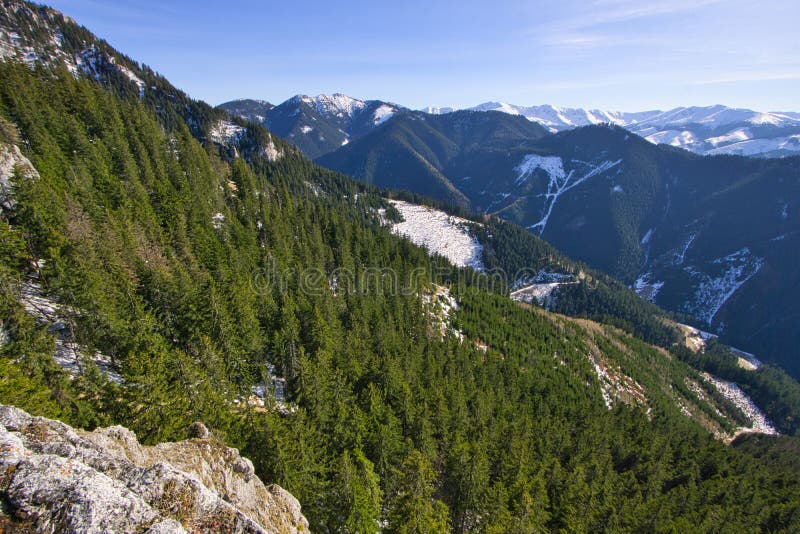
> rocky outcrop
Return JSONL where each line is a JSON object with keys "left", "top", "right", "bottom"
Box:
{"left": 0, "top": 405, "right": 308, "bottom": 533}
{"left": 0, "top": 141, "right": 39, "bottom": 211}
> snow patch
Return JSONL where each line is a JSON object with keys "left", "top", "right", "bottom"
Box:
{"left": 422, "top": 285, "right": 463, "bottom": 340}
{"left": 730, "top": 347, "right": 762, "bottom": 370}
{"left": 211, "top": 212, "right": 226, "bottom": 230}
{"left": 634, "top": 273, "right": 664, "bottom": 303}
{"left": 674, "top": 233, "right": 696, "bottom": 265}
{"left": 510, "top": 276, "right": 578, "bottom": 309}
{"left": 684, "top": 248, "right": 763, "bottom": 325}
{"left": 245, "top": 364, "right": 296, "bottom": 414}
{"left": 707, "top": 128, "right": 752, "bottom": 147}
{"left": 262, "top": 134, "right": 283, "bottom": 162}
{"left": 388, "top": 200, "right": 483, "bottom": 270}
{"left": 510, "top": 283, "right": 561, "bottom": 308}
{"left": 525, "top": 157, "right": 621, "bottom": 235}
{"left": 420, "top": 106, "right": 455, "bottom": 114}
{"left": 645, "top": 129, "right": 697, "bottom": 148}
{"left": 313, "top": 93, "right": 367, "bottom": 118}
{"left": 514, "top": 154, "right": 565, "bottom": 186}
{"left": 372, "top": 104, "right": 396, "bottom": 125}
{"left": 703, "top": 373, "right": 778, "bottom": 435}
{"left": 209, "top": 121, "right": 246, "bottom": 145}
{"left": 114, "top": 63, "right": 145, "bottom": 98}
{"left": 705, "top": 134, "right": 800, "bottom": 157}
{"left": 589, "top": 351, "right": 648, "bottom": 411}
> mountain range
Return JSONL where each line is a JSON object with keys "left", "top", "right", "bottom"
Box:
{"left": 222, "top": 95, "right": 800, "bottom": 159}
{"left": 463, "top": 102, "right": 800, "bottom": 158}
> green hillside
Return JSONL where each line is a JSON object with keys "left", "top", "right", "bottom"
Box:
{"left": 1, "top": 2, "right": 800, "bottom": 531}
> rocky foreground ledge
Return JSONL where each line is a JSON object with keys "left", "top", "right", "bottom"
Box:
{"left": 0, "top": 405, "right": 308, "bottom": 533}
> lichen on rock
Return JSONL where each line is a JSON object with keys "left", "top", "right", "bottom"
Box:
{"left": 0, "top": 404, "right": 308, "bottom": 533}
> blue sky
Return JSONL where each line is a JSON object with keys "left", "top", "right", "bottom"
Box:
{"left": 45, "top": 0, "right": 799, "bottom": 111}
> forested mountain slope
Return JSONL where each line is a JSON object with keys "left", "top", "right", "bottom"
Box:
{"left": 1, "top": 1, "right": 800, "bottom": 531}
{"left": 318, "top": 110, "right": 550, "bottom": 208}
{"left": 320, "top": 112, "right": 800, "bottom": 378}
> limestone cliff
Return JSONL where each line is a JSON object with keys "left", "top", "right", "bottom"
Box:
{"left": 0, "top": 405, "right": 308, "bottom": 533}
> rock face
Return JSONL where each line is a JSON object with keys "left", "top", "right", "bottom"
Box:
{"left": 0, "top": 405, "right": 308, "bottom": 533}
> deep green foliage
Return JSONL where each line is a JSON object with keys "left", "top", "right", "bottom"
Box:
{"left": 0, "top": 52, "right": 799, "bottom": 533}
{"left": 319, "top": 104, "right": 800, "bottom": 378}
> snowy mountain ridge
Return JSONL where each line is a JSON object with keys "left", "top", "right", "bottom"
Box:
{"left": 225, "top": 90, "right": 799, "bottom": 158}
{"left": 455, "top": 102, "right": 800, "bottom": 157}
{"left": 289, "top": 93, "right": 399, "bottom": 123}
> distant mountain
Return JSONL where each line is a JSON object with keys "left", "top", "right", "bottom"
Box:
{"left": 320, "top": 120, "right": 800, "bottom": 377}
{"left": 217, "top": 98, "right": 274, "bottom": 121}
{"left": 219, "top": 94, "right": 402, "bottom": 159}
{"left": 317, "top": 109, "right": 550, "bottom": 207}
{"left": 462, "top": 103, "right": 800, "bottom": 158}
{"left": 224, "top": 93, "right": 800, "bottom": 159}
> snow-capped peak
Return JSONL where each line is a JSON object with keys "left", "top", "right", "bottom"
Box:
{"left": 471, "top": 101, "right": 523, "bottom": 116}
{"left": 422, "top": 100, "right": 800, "bottom": 157}
{"left": 312, "top": 93, "right": 367, "bottom": 118}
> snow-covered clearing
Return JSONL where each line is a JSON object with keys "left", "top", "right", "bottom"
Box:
{"left": 388, "top": 200, "right": 484, "bottom": 270}
{"left": 514, "top": 154, "right": 565, "bottom": 186}
{"left": 241, "top": 364, "right": 297, "bottom": 415}
{"left": 676, "top": 322, "right": 717, "bottom": 353}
